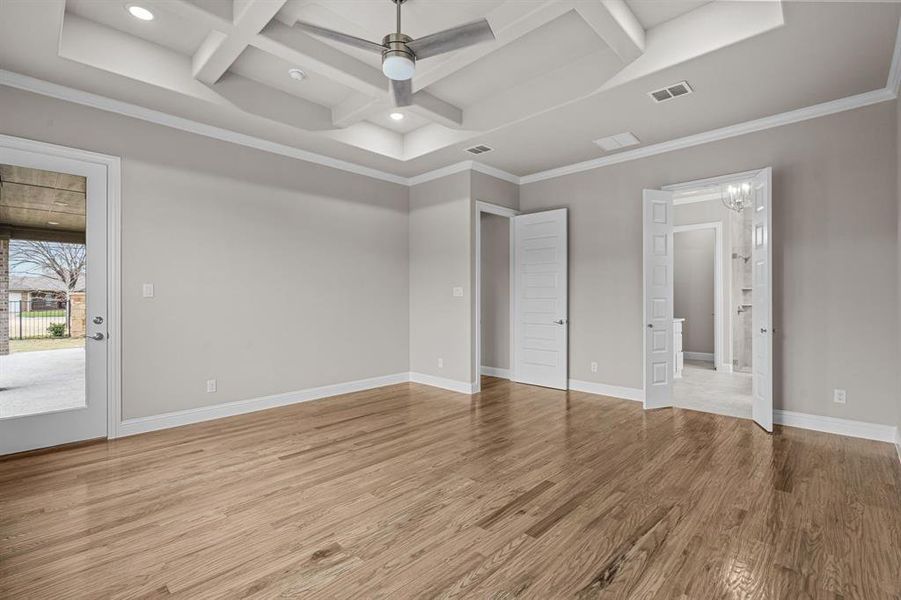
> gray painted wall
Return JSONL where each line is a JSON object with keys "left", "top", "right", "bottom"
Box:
{"left": 674, "top": 229, "right": 715, "bottom": 355}
{"left": 521, "top": 102, "right": 900, "bottom": 426}
{"left": 480, "top": 212, "right": 510, "bottom": 370}
{"left": 409, "top": 171, "right": 472, "bottom": 383}
{"left": 0, "top": 87, "right": 410, "bottom": 420}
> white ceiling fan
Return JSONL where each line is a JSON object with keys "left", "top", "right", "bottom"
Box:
{"left": 295, "top": 0, "right": 495, "bottom": 107}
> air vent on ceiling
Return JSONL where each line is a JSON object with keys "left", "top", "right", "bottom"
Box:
{"left": 594, "top": 131, "right": 640, "bottom": 152}
{"left": 465, "top": 144, "right": 494, "bottom": 155}
{"left": 649, "top": 80, "right": 693, "bottom": 103}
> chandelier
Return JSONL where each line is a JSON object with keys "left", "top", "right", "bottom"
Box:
{"left": 723, "top": 182, "right": 751, "bottom": 213}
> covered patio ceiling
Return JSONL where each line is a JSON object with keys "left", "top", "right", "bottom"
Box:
{"left": 0, "top": 165, "right": 86, "bottom": 241}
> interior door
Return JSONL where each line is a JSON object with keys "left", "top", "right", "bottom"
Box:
{"left": 751, "top": 168, "right": 773, "bottom": 431}
{"left": 512, "top": 209, "right": 568, "bottom": 390}
{"left": 643, "top": 189, "right": 674, "bottom": 409}
{"left": 0, "top": 142, "right": 109, "bottom": 455}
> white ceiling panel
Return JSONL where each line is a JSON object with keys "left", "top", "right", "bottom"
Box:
{"left": 626, "top": 0, "right": 712, "bottom": 30}
{"left": 65, "top": 0, "right": 212, "bottom": 56}
{"left": 229, "top": 46, "right": 355, "bottom": 108}
{"left": 428, "top": 9, "right": 610, "bottom": 108}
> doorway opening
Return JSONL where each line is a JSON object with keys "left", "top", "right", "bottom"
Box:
{"left": 643, "top": 168, "right": 773, "bottom": 431}
{"left": 475, "top": 202, "right": 569, "bottom": 393}
{"left": 0, "top": 135, "right": 120, "bottom": 455}
{"left": 475, "top": 201, "right": 517, "bottom": 393}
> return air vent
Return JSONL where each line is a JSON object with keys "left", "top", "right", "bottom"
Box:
{"left": 594, "top": 131, "right": 640, "bottom": 152}
{"left": 465, "top": 144, "right": 494, "bottom": 155}
{"left": 648, "top": 81, "right": 693, "bottom": 103}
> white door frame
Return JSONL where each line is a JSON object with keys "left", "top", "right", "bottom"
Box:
{"left": 474, "top": 200, "right": 518, "bottom": 393}
{"left": 672, "top": 222, "right": 724, "bottom": 370}
{"left": 0, "top": 134, "right": 122, "bottom": 443}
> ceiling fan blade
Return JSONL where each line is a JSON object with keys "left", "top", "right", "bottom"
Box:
{"left": 294, "top": 21, "right": 385, "bottom": 54}
{"left": 407, "top": 19, "right": 495, "bottom": 60}
{"left": 390, "top": 78, "right": 413, "bottom": 107}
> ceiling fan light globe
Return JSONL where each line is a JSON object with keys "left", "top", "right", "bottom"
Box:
{"left": 382, "top": 54, "right": 415, "bottom": 81}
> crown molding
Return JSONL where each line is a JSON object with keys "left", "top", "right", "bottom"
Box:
{"left": 406, "top": 160, "right": 475, "bottom": 186}
{"left": 0, "top": 69, "right": 410, "bottom": 186}
{"left": 519, "top": 86, "right": 897, "bottom": 185}
{"left": 470, "top": 161, "right": 521, "bottom": 185}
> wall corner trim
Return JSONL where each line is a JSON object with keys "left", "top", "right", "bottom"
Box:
{"left": 480, "top": 366, "right": 511, "bottom": 379}
{"left": 773, "top": 410, "right": 898, "bottom": 444}
{"left": 894, "top": 427, "right": 901, "bottom": 466}
{"left": 409, "top": 372, "right": 477, "bottom": 394}
{"left": 568, "top": 379, "right": 645, "bottom": 402}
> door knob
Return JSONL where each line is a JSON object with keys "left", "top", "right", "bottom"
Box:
{"left": 90, "top": 332, "right": 105, "bottom": 341}
{"left": 760, "top": 328, "right": 768, "bottom": 333}
{"left": 93, "top": 316, "right": 104, "bottom": 325}
{"left": 647, "top": 324, "right": 654, "bottom": 329}
{"left": 553, "top": 319, "right": 567, "bottom": 325}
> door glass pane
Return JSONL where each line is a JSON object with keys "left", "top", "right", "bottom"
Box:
{"left": 0, "top": 165, "right": 87, "bottom": 418}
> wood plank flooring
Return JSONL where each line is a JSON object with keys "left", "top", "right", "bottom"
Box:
{"left": 2, "top": 377, "right": 899, "bottom": 599}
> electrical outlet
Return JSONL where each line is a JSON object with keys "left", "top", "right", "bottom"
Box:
{"left": 452, "top": 287, "right": 464, "bottom": 298}
{"left": 206, "top": 379, "right": 217, "bottom": 393}
{"left": 438, "top": 358, "right": 444, "bottom": 369}
{"left": 142, "top": 283, "right": 154, "bottom": 298}
{"left": 590, "top": 361, "right": 598, "bottom": 373}
{"left": 833, "top": 389, "right": 846, "bottom": 404}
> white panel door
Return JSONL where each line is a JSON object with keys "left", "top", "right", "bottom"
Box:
{"left": 512, "top": 209, "right": 568, "bottom": 390}
{"left": 643, "top": 190, "right": 674, "bottom": 409}
{"left": 751, "top": 168, "right": 773, "bottom": 432}
{"left": 0, "top": 144, "right": 109, "bottom": 455}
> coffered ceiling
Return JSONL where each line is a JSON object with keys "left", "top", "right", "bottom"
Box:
{"left": 0, "top": 1, "right": 899, "bottom": 179}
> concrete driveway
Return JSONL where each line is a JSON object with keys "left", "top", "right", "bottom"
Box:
{"left": 0, "top": 348, "right": 85, "bottom": 418}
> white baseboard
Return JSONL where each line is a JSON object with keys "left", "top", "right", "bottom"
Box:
{"left": 718, "top": 363, "right": 734, "bottom": 373}
{"left": 684, "top": 352, "right": 714, "bottom": 362}
{"left": 568, "top": 379, "right": 645, "bottom": 402}
{"left": 774, "top": 410, "right": 898, "bottom": 444}
{"left": 409, "top": 372, "right": 476, "bottom": 394}
{"left": 481, "top": 366, "right": 511, "bottom": 379}
{"left": 117, "top": 372, "right": 410, "bottom": 438}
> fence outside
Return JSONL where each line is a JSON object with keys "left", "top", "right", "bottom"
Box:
{"left": 8, "top": 299, "right": 71, "bottom": 339}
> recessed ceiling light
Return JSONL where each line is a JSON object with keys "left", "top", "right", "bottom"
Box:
{"left": 288, "top": 68, "right": 307, "bottom": 81}
{"left": 47, "top": 221, "right": 60, "bottom": 226}
{"left": 127, "top": 5, "right": 154, "bottom": 21}
{"left": 389, "top": 112, "right": 404, "bottom": 121}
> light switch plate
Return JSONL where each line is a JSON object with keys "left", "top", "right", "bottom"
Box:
{"left": 142, "top": 283, "right": 154, "bottom": 298}
{"left": 206, "top": 379, "right": 217, "bottom": 393}
{"left": 452, "top": 287, "right": 464, "bottom": 297}
{"left": 833, "top": 389, "right": 846, "bottom": 404}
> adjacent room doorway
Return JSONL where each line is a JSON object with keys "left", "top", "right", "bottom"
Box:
{"left": 475, "top": 203, "right": 569, "bottom": 393}
{"left": 0, "top": 135, "right": 120, "bottom": 455}
{"left": 642, "top": 168, "right": 773, "bottom": 431}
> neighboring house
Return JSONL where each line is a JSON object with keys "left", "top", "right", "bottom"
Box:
{"left": 8, "top": 275, "right": 85, "bottom": 312}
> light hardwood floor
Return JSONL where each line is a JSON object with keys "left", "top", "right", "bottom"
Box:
{"left": 2, "top": 377, "right": 900, "bottom": 599}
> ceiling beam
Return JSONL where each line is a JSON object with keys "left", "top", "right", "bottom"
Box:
{"left": 192, "top": 0, "right": 288, "bottom": 84}
{"left": 576, "top": 0, "right": 645, "bottom": 63}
